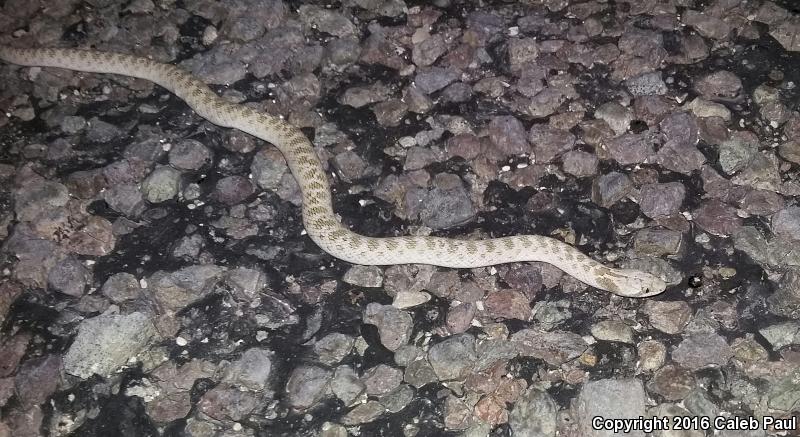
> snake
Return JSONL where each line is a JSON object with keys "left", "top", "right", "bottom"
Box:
{"left": 0, "top": 45, "right": 667, "bottom": 298}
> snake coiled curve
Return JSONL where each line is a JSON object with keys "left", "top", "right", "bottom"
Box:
{"left": 0, "top": 45, "right": 667, "bottom": 297}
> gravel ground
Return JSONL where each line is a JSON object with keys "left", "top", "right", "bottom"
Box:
{"left": 1, "top": 0, "right": 800, "bottom": 436}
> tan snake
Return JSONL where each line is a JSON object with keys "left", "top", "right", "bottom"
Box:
{"left": 0, "top": 45, "right": 667, "bottom": 298}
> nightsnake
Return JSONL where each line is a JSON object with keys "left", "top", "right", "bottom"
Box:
{"left": 0, "top": 45, "right": 667, "bottom": 298}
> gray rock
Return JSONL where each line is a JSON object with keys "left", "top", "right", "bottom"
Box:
{"left": 766, "top": 368, "right": 800, "bottom": 413}
{"left": 147, "top": 265, "right": 226, "bottom": 313}
{"left": 440, "top": 82, "right": 472, "bottom": 103}
{"left": 214, "top": 175, "right": 254, "bottom": 206}
{"left": 528, "top": 124, "right": 575, "bottom": 163}
{"left": 592, "top": 172, "right": 633, "bottom": 207}
{"left": 562, "top": 150, "right": 598, "bottom": 177}
{"left": 228, "top": 14, "right": 269, "bottom": 42}
{"left": 141, "top": 166, "right": 182, "bottom": 203}
{"left": 719, "top": 131, "right": 758, "bottom": 175}
{"left": 575, "top": 379, "right": 646, "bottom": 437}
{"left": 393, "top": 344, "right": 423, "bottom": 367}
{"left": 383, "top": 264, "right": 435, "bottom": 295}
{"left": 197, "top": 385, "right": 259, "bottom": 421}
{"left": 653, "top": 140, "right": 706, "bottom": 175}
{"left": 324, "top": 37, "right": 361, "bottom": 71}
{"left": 339, "top": 82, "right": 390, "bottom": 108}
{"left": 256, "top": 292, "right": 300, "bottom": 329}
{"left": 363, "top": 303, "right": 412, "bottom": 351}
{"left": 362, "top": 364, "right": 403, "bottom": 395}
{"left": 251, "top": 147, "right": 288, "bottom": 191}
{"left": 512, "top": 329, "right": 587, "bottom": 366}
{"left": 415, "top": 67, "right": 460, "bottom": 94}
{"left": 403, "top": 357, "right": 438, "bottom": 388}
{"left": 360, "top": 31, "right": 408, "bottom": 70}
{"left": 446, "top": 303, "right": 476, "bottom": 334}
{"left": 298, "top": 5, "right": 356, "bottom": 37}
{"left": 103, "top": 158, "right": 149, "bottom": 184}
{"left": 14, "top": 354, "right": 62, "bottom": 408}
{"left": 638, "top": 182, "right": 685, "bottom": 218}
{"left": 331, "top": 366, "right": 365, "bottom": 406}
{"left": 183, "top": 44, "right": 247, "bottom": 85}
{"left": 343, "top": 265, "right": 383, "bottom": 288}
{"left": 768, "top": 268, "right": 800, "bottom": 318}
{"left": 484, "top": 290, "right": 531, "bottom": 321}
{"left": 660, "top": 112, "right": 700, "bottom": 148}
{"left": 286, "top": 364, "right": 332, "bottom": 409}
{"left": 403, "top": 85, "right": 433, "bottom": 113}
{"left": 47, "top": 256, "right": 91, "bottom": 297}
{"left": 3, "top": 223, "right": 66, "bottom": 288}
{"left": 378, "top": 383, "right": 414, "bottom": 413}
{"left": 625, "top": 71, "right": 667, "bottom": 96}
{"left": 642, "top": 300, "right": 691, "bottom": 334}
{"left": 341, "top": 400, "right": 385, "bottom": 425}
{"left": 682, "top": 10, "right": 732, "bottom": 40}
{"left": 758, "top": 321, "right": 800, "bottom": 350}
{"left": 64, "top": 312, "right": 158, "bottom": 379}
{"left": 371, "top": 99, "right": 408, "bottom": 127}
{"left": 619, "top": 28, "right": 665, "bottom": 57}
{"left": 103, "top": 183, "right": 145, "bottom": 217}
{"left": 0, "top": 332, "right": 31, "bottom": 378}
{"left": 86, "top": 117, "right": 123, "bottom": 143}
{"left": 687, "top": 97, "right": 731, "bottom": 120}
{"left": 169, "top": 139, "right": 213, "bottom": 171}
{"left": 4, "top": 405, "right": 43, "bottom": 437}
{"left": 732, "top": 226, "right": 777, "bottom": 268}
{"left": 637, "top": 339, "right": 667, "bottom": 372}
{"left": 404, "top": 146, "right": 440, "bottom": 171}
{"left": 508, "top": 38, "right": 539, "bottom": 71}
{"left": 172, "top": 234, "right": 205, "bottom": 259}
{"left": 532, "top": 300, "right": 572, "bottom": 331}
{"left": 594, "top": 102, "right": 632, "bottom": 136}
{"left": 332, "top": 150, "right": 367, "bottom": 182}
{"left": 694, "top": 70, "right": 742, "bottom": 99}
{"left": 731, "top": 152, "right": 781, "bottom": 192}
{"left": 416, "top": 173, "right": 476, "bottom": 230}
{"left": 348, "top": 0, "right": 405, "bottom": 17}
{"left": 604, "top": 133, "right": 654, "bottom": 165}
{"left": 647, "top": 364, "right": 695, "bottom": 401}
{"left": 772, "top": 206, "right": 800, "bottom": 242}
{"left": 60, "top": 115, "right": 87, "bottom": 134}
{"left": 488, "top": 116, "right": 530, "bottom": 157}
{"left": 100, "top": 272, "right": 141, "bottom": 303}
{"left": 683, "top": 388, "right": 720, "bottom": 418}
{"left": 672, "top": 332, "right": 733, "bottom": 369}
{"left": 14, "top": 179, "right": 69, "bottom": 222}
{"left": 779, "top": 140, "right": 800, "bottom": 164}
{"left": 313, "top": 333, "right": 355, "bottom": 366}
{"left": 223, "top": 0, "right": 286, "bottom": 39}
{"left": 508, "top": 388, "right": 558, "bottom": 437}
{"left": 740, "top": 189, "right": 784, "bottom": 216}
{"left": 591, "top": 320, "right": 634, "bottom": 344}
{"left": 66, "top": 168, "right": 107, "bottom": 199}
{"left": 634, "top": 228, "right": 683, "bottom": 256}
{"left": 692, "top": 200, "right": 742, "bottom": 237}
{"left": 427, "top": 333, "right": 477, "bottom": 381}
{"left": 413, "top": 33, "right": 448, "bottom": 67}
{"left": 221, "top": 348, "right": 272, "bottom": 391}
{"left": 770, "top": 20, "right": 800, "bottom": 52}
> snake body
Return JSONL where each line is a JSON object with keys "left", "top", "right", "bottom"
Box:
{"left": 0, "top": 45, "right": 667, "bottom": 297}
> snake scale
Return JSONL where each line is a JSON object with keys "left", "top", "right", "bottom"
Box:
{"left": 0, "top": 45, "right": 667, "bottom": 298}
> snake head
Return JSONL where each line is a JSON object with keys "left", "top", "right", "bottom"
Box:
{"left": 611, "top": 269, "right": 668, "bottom": 298}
